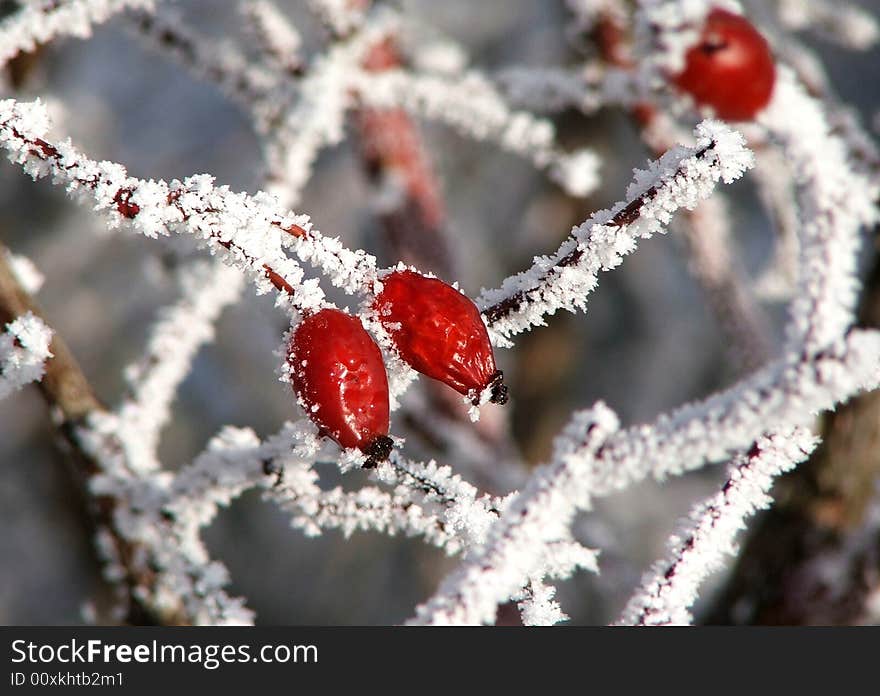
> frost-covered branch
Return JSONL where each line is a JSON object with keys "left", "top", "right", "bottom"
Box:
{"left": 261, "top": 7, "right": 398, "bottom": 207}
{"left": 0, "top": 0, "right": 155, "bottom": 67}
{"left": 414, "top": 289, "right": 880, "bottom": 625}
{"left": 83, "top": 412, "right": 254, "bottom": 625}
{"left": 166, "top": 417, "right": 505, "bottom": 562}
{"left": 618, "top": 427, "right": 818, "bottom": 626}
{"left": 0, "top": 246, "right": 239, "bottom": 625}
{"left": 241, "top": 1, "right": 304, "bottom": 77}
{"left": 633, "top": 0, "right": 716, "bottom": 78}
{"left": 761, "top": 17, "right": 880, "bottom": 193}
{"left": 412, "top": 330, "right": 880, "bottom": 624}
{"left": 114, "top": 259, "right": 245, "bottom": 474}
{"left": 131, "top": 4, "right": 368, "bottom": 208}
{"left": 2, "top": 248, "right": 44, "bottom": 294}
{"left": 164, "top": 422, "right": 456, "bottom": 555}
{"left": 681, "top": 187, "right": 774, "bottom": 370}
{"left": 759, "top": 70, "right": 879, "bottom": 354}
{"left": 0, "top": 98, "right": 378, "bottom": 310}
{"left": 594, "top": 331, "right": 878, "bottom": 487}
{"left": 752, "top": 145, "right": 801, "bottom": 300}
{"left": 350, "top": 67, "right": 600, "bottom": 198}
{"left": 478, "top": 120, "right": 754, "bottom": 341}
{"left": 635, "top": 3, "right": 878, "bottom": 355}
{"left": 161, "top": 416, "right": 582, "bottom": 620}
{"left": 408, "top": 404, "right": 613, "bottom": 625}
{"left": 374, "top": 452, "right": 509, "bottom": 551}
{"left": 269, "top": 480, "right": 456, "bottom": 551}
{"left": 567, "top": 2, "right": 772, "bottom": 369}
{"left": 588, "top": 11, "right": 775, "bottom": 372}
{"left": 308, "top": 0, "right": 368, "bottom": 37}
{"left": 495, "top": 64, "right": 639, "bottom": 115}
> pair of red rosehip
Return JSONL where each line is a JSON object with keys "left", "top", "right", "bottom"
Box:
{"left": 288, "top": 270, "right": 506, "bottom": 465}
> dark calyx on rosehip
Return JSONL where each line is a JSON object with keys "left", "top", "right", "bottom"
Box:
{"left": 672, "top": 8, "right": 776, "bottom": 122}
{"left": 288, "top": 308, "right": 393, "bottom": 468}
{"left": 374, "top": 269, "right": 508, "bottom": 406}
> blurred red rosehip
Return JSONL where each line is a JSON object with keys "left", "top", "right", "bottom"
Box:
{"left": 288, "top": 308, "right": 392, "bottom": 466}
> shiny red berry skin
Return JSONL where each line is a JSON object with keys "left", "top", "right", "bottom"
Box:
{"left": 374, "top": 270, "right": 507, "bottom": 405}
{"left": 288, "top": 309, "right": 392, "bottom": 465}
{"left": 672, "top": 8, "right": 776, "bottom": 121}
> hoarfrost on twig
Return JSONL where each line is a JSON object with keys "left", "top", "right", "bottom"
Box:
{"left": 618, "top": 427, "right": 819, "bottom": 626}
{"left": 351, "top": 68, "right": 601, "bottom": 197}
{"left": 115, "top": 259, "right": 246, "bottom": 475}
{"left": 776, "top": 0, "right": 880, "bottom": 50}
{"left": 0, "top": 0, "right": 155, "bottom": 68}
{"left": 2, "top": 0, "right": 879, "bottom": 627}
{"left": 478, "top": 119, "right": 755, "bottom": 341}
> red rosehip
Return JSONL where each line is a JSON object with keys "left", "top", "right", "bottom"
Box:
{"left": 374, "top": 270, "right": 507, "bottom": 405}
{"left": 672, "top": 8, "right": 776, "bottom": 121}
{"left": 288, "top": 308, "right": 392, "bottom": 466}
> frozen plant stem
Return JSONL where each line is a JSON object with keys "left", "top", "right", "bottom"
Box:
{"left": 618, "top": 427, "right": 818, "bottom": 626}
{"left": 0, "top": 0, "right": 156, "bottom": 68}
{"left": 479, "top": 121, "right": 756, "bottom": 342}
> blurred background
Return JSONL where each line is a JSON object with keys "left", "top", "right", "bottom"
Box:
{"left": 1, "top": 0, "right": 878, "bottom": 625}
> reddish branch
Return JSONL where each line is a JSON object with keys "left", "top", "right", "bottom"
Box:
{"left": 3, "top": 115, "right": 310, "bottom": 304}
{"left": 346, "top": 10, "right": 517, "bottom": 495}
